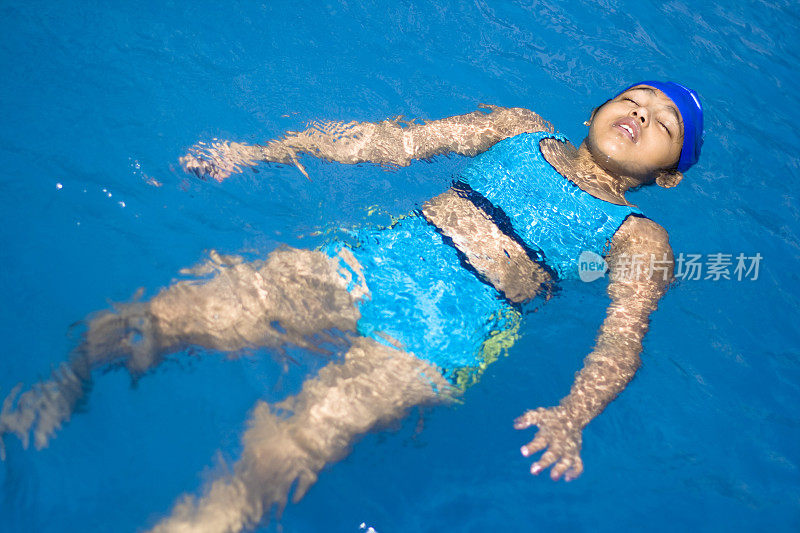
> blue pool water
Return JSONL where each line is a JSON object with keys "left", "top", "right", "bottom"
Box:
{"left": 2, "top": 0, "right": 799, "bottom": 531}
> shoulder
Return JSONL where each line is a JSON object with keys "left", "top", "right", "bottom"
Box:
{"left": 619, "top": 215, "right": 669, "bottom": 241}
{"left": 479, "top": 105, "right": 554, "bottom": 138}
{"left": 611, "top": 215, "right": 672, "bottom": 255}
{"left": 607, "top": 216, "right": 675, "bottom": 288}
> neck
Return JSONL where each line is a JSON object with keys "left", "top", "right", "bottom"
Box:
{"left": 572, "top": 141, "right": 641, "bottom": 203}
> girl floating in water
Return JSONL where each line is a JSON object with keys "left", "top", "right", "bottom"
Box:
{"left": 1, "top": 81, "right": 703, "bottom": 532}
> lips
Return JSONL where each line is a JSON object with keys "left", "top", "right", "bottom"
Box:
{"left": 612, "top": 117, "right": 640, "bottom": 143}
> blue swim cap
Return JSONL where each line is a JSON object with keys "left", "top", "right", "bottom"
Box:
{"left": 619, "top": 81, "right": 704, "bottom": 172}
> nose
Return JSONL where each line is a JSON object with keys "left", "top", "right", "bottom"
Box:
{"left": 631, "top": 105, "right": 648, "bottom": 125}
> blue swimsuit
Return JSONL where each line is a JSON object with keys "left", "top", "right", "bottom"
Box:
{"left": 325, "top": 131, "right": 642, "bottom": 386}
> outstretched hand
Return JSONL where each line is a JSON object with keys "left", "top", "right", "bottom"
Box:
{"left": 514, "top": 406, "right": 584, "bottom": 481}
{"left": 179, "top": 141, "right": 258, "bottom": 182}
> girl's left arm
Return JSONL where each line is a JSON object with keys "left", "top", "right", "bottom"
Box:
{"left": 514, "top": 216, "right": 674, "bottom": 481}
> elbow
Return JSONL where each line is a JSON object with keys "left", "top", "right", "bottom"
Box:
{"left": 366, "top": 121, "right": 414, "bottom": 167}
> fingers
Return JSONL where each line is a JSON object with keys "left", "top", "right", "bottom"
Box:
{"left": 549, "top": 457, "right": 573, "bottom": 481}
{"left": 179, "top": 155, "right": 212, "bottom": 180}
{"left": 211, "top": 168, "right": 231, "bottom": 183}
{"left": 516, "top": 406, "right": 584, "bottom": 482}
{"left": 513, "top": 412, "right": 533, "bottom": 429}
{"left": 513, "top": 408, "right": 544, "bottom": 430}
{"left": 530, "top": 449, "right": 557, "bottom": 475}
{"left": 291, "top": 470, "right": 318, "bottom": 503}
{"left": 181, "top": 158, "right": 230, "bottom": 182}
{"left": 564, "top": 457, "right": 584, "bottom": 482}
{"left": 179, "top": 149, "right": 227, "bottom": 181}
{"left": 520, "top": 433, "right": 547, "bottom": 457}
{"left": 527, "top": 448, "right": 583, "bottom": 482}
{"left": 273, "top": 492, "right": 289, "bottom": 520}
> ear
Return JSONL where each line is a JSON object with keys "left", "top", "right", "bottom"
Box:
{"left": 655, "top": 169, "right": 683, "bottom": 188}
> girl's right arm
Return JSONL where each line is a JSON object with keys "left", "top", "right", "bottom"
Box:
{"left": 180, "top": 105, "right": 552, "bottom": 181}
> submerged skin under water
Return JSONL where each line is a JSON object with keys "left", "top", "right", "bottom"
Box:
{"left": 1, "top": 92, "right": 682, "bottom": 531}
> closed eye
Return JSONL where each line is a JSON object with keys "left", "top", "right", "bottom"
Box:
{"left": 658, "top": 120, "right": 672, "bottom": 137}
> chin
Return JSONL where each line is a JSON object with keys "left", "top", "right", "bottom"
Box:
{"left": 588, "top": 135, "right": 628, "bottom": 169}
{"left": 590, "top": 144, "right": 655, "bottom": 179}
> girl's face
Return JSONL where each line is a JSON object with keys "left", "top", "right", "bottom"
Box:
{"left": 586, "top": 86, "right": 684, "bottom": 178}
